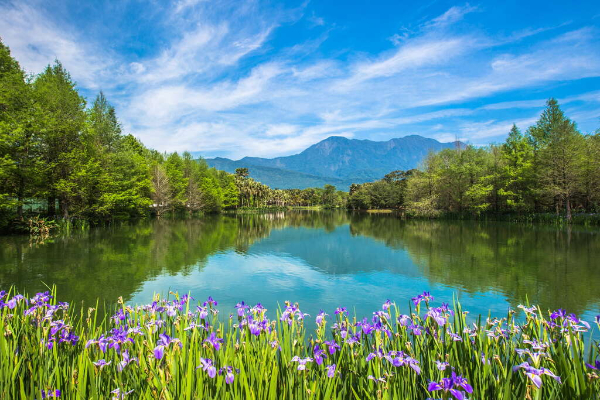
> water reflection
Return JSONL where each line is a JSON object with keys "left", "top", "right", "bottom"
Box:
{"left": 0, "top": 212, "right": 598, "bottom": 320}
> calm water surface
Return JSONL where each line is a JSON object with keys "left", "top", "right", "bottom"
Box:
{"left": 0, "top": 211, "right": 599, "bottom": 321}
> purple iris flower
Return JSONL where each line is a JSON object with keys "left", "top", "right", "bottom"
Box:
{"left": 385, "top": 351, "right": 421, "bottom": 374}
{"left": 204, "top": 332, "right": 224, "bottom": 351}
{"left": 324, "top": 340, "right": 341, "bottom": 355}
{"left": 93, "top": 359, "right": 111, "bottom": 369}
{"left": 513, "top": 362, "right": 561, "bottom": 388}
{"left": 447, "top": 331, "right": 463, "bottom": 342}
{"left": 250, "top": 303, "right": 266, "bottom": 314}
{"left": 313, "top": 345, "right": 326, "bottom": 365}
{"left": 409, "top": 323, "right": 423, "bottom": 336}
{"left": 325, "top": 364, "right": 336, "bottom": 378}
{"left": 397, "top": 314, "right": 411, "bottom": 326}
{"left": 50, "top": 321, "right": 64, "bottom": 336}
{"left": 382, "top": 300, "right": 393, "bottom": 311}
{"left": 436, "top": 361, "right": 450, "bottom": 371}
{"left": 112, "top": 309, "right": 128, "bottom": 325}
{"left": 585, "top": 360, "right": 600, "bottom": 370}
{"left": 58, "top": 330, "right": 79, "bottom": 346}
{"left": 197, "top": 358, "right": 217, "bottom": 378}
{"left": 550, "top": 309, "right": 566, "bottom": 320}
{"left": 517, "top": 304, "right": 537, "bottom": 315}
{"left": 7, "top": 295, "right": 25, "bottom": 309}
{"left": 411, "top": 291, "right": 433, "bottom": 307}
{"left": 373, "top": 310, "right": 390, "bottom": 322}
{"left": 235, "top": 301, "right": 249, "bottom": 317}
{"left": 156, "top": 333, "right": 180, "bottom": 353}
{"left": 316, "top": 311, "right": 328, "bottom": 325}
{"left": 196, "top": 306, "right": 208, "bottom": 320}
{"left": 345, "top": 334, "right": 361, "bottom": 345}
{"left": 110, "top": 388, "right": 134, "bottom": 399}
{"left": 117, "top": 350, "right": 137, "bottom": 372}
{"left": 242, "top": 315, "right": 269, "bottom": 336}
{"left": 367, "top": 375, "right": 386, "bottom": 383}
{"left": 291, "top": 356, "right": 313, "bottom": 371}
{"left": 219, "top": 366, "right": 236, "bottom": 384}
{"left": 481, "top": 353, "right": 491, "bottom": 365}
{"left": 127, "top": 327, "right": 144, "bottom": 336}
{"left": 202, "top": 296, "right": 218, "bottom": 307}
{"left": 154, "top": 346, "right": 165, "bottom": 360}
{"left": 180, "top": 294, "right": 193, "bottom": 303}
{"left": 428, "top": 372, "right": 473, "bottom": 400}
{"left": 280, "top": 304, "right": 303, "bottom": 325}
{"left": 41, "top": 389, "right": 61, "bottom": 398}
{"left": 427, "top": 307, "right": 448, "bottom": 326}
{"left": 334, "top": 307, "right": 347, "bottom": 315}
{"left": 366, "top": 348, "right": 384, "bottom": 362}
{"left": 523, "top": 339, "right": 549, "bottom": 350}
{"left": 357, "top": 318, "right": 375, "bottom": 335}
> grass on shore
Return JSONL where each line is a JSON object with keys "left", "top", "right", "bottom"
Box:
{"left": 0, "top": 289, "right": 599, "bottom": 399}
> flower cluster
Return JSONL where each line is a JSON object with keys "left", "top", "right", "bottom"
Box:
{"left": 1, "top": 289, "right": 598, "bottom": 399}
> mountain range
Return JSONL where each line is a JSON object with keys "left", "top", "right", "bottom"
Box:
{"left": 202, "top": 135, "right": 460, "bottom": 189}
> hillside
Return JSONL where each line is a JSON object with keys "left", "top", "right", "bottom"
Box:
{"left": 203, "top": 135, "right": 459, "bottom": 189}
{"left": 207, "top": 158, "right": 355, "bottom": 189}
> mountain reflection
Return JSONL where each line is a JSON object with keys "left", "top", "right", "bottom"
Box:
{"left": 0, "top": 212, "right": 598, "bottom": 316}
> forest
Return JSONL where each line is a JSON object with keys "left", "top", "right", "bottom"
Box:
{"left": 0, "top": 41, "right": 348, "bottom": 232}
{"left": 3, "top": 36, "right": 599, "bottom": 232}
{"left": 348, "top": 99, "right": 600, "bottom": 222}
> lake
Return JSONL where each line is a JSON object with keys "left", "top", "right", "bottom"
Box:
{"left": 0, "top": 211, "right": 599, "bottom": 322}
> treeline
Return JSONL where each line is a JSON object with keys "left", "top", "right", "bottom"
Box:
{"left": 234, "top": 168, "right": 347, "bottom": 209}
{"left": 349, "top": 99, "right": 600, "bottom": 222}
{"left": 0, "top": 40, "right": 244, "bottom": 230}
{"left": 347, "top": 170, "right": 413, "bottom": 210}
{"left": 0, "top": 40, "right": 349, "bottom": 232}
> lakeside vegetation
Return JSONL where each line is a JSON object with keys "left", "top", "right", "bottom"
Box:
{"left": 0, "top": 41, "right": 347, "bottom": 234}
{"left": 4, "top": 37, "right": 600, "bottom": 235}
{"left": 348, "top": 100, "right": 600, "bottom": 224}
{"left": 0, "top": 288, "right": 598, "bottom": 399}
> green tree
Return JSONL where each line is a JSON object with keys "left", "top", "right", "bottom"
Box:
{"left": 322, "top": 184, "right": 337, "bottom": 208}
{"left": 500, "top": 124, "right": 534, "bottom": 212}
{"left": 529, "top": 99, "right": 584, "bottom": 221}
{"left": 164, "top": 152, "right": 187, "bottom": 211}
{"left": 32, "top": 60, "right": 86, "bottom": 218}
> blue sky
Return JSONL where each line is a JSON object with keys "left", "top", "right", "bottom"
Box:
{"left": 1, "top": 0, "right": 599, "bottom": 159}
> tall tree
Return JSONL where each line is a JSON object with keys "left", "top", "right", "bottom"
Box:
{"left": 0, "top": 40, "right": 38, "bottom": 221}
{"left": 164, "top": 152, "right": 187, "bottom": 211}
{"left": 151, "top": 163, "right": 170, "bottom": 216}
{"left": 529, "top": 99, "right": 584, "bottom": 221}
{"left": 32, "top": 60, "right": 86, "bottom": 218}
{"left": 500, "top": 124, "right": 534, "bottom": 212}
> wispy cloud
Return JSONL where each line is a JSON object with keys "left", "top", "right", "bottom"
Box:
{"left": 1, "top": 1, "right": 599, "bottom": 159}
{"left": 425, "top": 4, "right": 479, "bottom": 29}
{"left": 0, "top": 2, "right": 112, "bottom": 89}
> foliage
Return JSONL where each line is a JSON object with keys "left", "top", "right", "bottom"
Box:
{"left": 404, "top": 99, "right": 600, "bottom": 220}
{"left": 348, "top": 170, "right": 413, "bottom": 210}
{"left": 0, "top": 39, "right": 245, "bottom": 229}
{"left": 0, "top": 288, "right": 598, "bottom": 398}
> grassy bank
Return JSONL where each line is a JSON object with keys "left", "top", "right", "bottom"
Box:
{"left": 0, "top": 289, "right": 598, "bottom": 399}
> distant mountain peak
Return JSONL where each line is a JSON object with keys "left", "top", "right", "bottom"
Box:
{"left": 203, "top": 135, "right": 458, "bottom": 189}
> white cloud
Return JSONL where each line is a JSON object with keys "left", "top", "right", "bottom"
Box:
{"left": 425, "top": 4, "right": 479, "bottom": 29}
{"left": 264, "top": 124, "right": 299, "bottom": 137}
{"left": 3, "top": 1, "right": 599, "bottom": 159}
{"left": 0, "top": 2, "right": 112, "bottom": 88}
{"left": 342, "top": 37, "right": 472, "bottom": 87}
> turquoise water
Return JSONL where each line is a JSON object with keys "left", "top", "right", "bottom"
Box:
{"left": 0, "top": 211, "right": 598, "bottom": 322}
